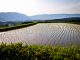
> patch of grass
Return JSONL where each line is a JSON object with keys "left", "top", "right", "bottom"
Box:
{"left": 0, "top": 43, "right": 80, "bottom": 60}
{"left": 0, "top": 22, "right": 38, "bottom": 32}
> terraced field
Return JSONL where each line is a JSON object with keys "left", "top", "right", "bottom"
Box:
{"left": 0, "top": 23, "right": 80, "bottom": 46}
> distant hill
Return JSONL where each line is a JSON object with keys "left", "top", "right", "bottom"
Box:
{"left": 0, "top": 12, "right": 31, "bottom": 22}
{"left": 30, "top": 14, "right": 80, "bottom": 20}
{"left": 0, "top": 21, "right": 20, "bottom": 27}
{"left": 37, "top": 17, "right": 80, "bottom": 23}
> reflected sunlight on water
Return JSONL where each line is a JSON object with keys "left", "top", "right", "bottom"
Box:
{"left": 0, "top": 23, "right": 80, "bottom": 46}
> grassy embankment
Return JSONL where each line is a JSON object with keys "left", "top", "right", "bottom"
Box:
{"left": 0, "top": 22, "right": 38, "bottom": 32}
{"left": 0, "top": 19, "right": 80, "bottom": 32}
{"left": 0, "top": 22, "right": 79, "bottom": 32}
{"left": 0, "top": 43, "right": 80, "bottom": 60}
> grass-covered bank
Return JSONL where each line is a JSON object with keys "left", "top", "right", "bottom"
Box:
{"left": 0, "top": 21, "right": 79, "bottom": 32}
{"left": 0, "top": 43, "right": 80, "bottom": 60}
{"left": 0, "top": 22, "right": 38, "bottom": 32}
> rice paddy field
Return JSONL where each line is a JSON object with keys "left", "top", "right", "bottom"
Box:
{"left": 0, "top": 23, "right": 80, "bottom": 46}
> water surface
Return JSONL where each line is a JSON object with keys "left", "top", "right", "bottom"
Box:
{"left": 0, "top": 23, "right": 80, "bottom": 46}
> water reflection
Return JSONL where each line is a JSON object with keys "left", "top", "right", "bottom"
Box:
{"left": 0, "top": 23, "right": 80, "bottom": 46}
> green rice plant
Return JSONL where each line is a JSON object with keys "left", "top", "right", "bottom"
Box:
{"left": 0, "top": 43, "right": 80, "bottom": 60}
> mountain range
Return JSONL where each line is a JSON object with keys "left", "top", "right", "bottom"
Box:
{"left": 0, "top": 12, "right": 80, "bottom": 21}
{"left": 30, "top": 14, "right": 80, "bottom": 20}
{"left": 0, "top": 12, "right": 31, "bottom": 22}
{"left": 0, "top": 12, "right": 80, "bottom": 27}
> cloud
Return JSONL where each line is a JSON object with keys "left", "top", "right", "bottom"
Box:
{"left": 44, "top": 0, "right": 80, "bottom": 3}
{"left": 37, "top": 0, "right": 80, "bottom": 14}
{"left": 0, "top": 0, "right": 79, "bottom": 15}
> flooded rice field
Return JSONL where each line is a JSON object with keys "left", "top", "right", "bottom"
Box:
{"left": 0, "top": 23, "right": 80, "bottom": 46}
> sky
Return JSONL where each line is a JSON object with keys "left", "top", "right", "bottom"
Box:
{"left": 0, "top": 0, "right": 80, "bottom": 16}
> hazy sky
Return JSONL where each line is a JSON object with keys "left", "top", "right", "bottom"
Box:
{"left": 0, "top": 0, "right": 80, "bottom": 16}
